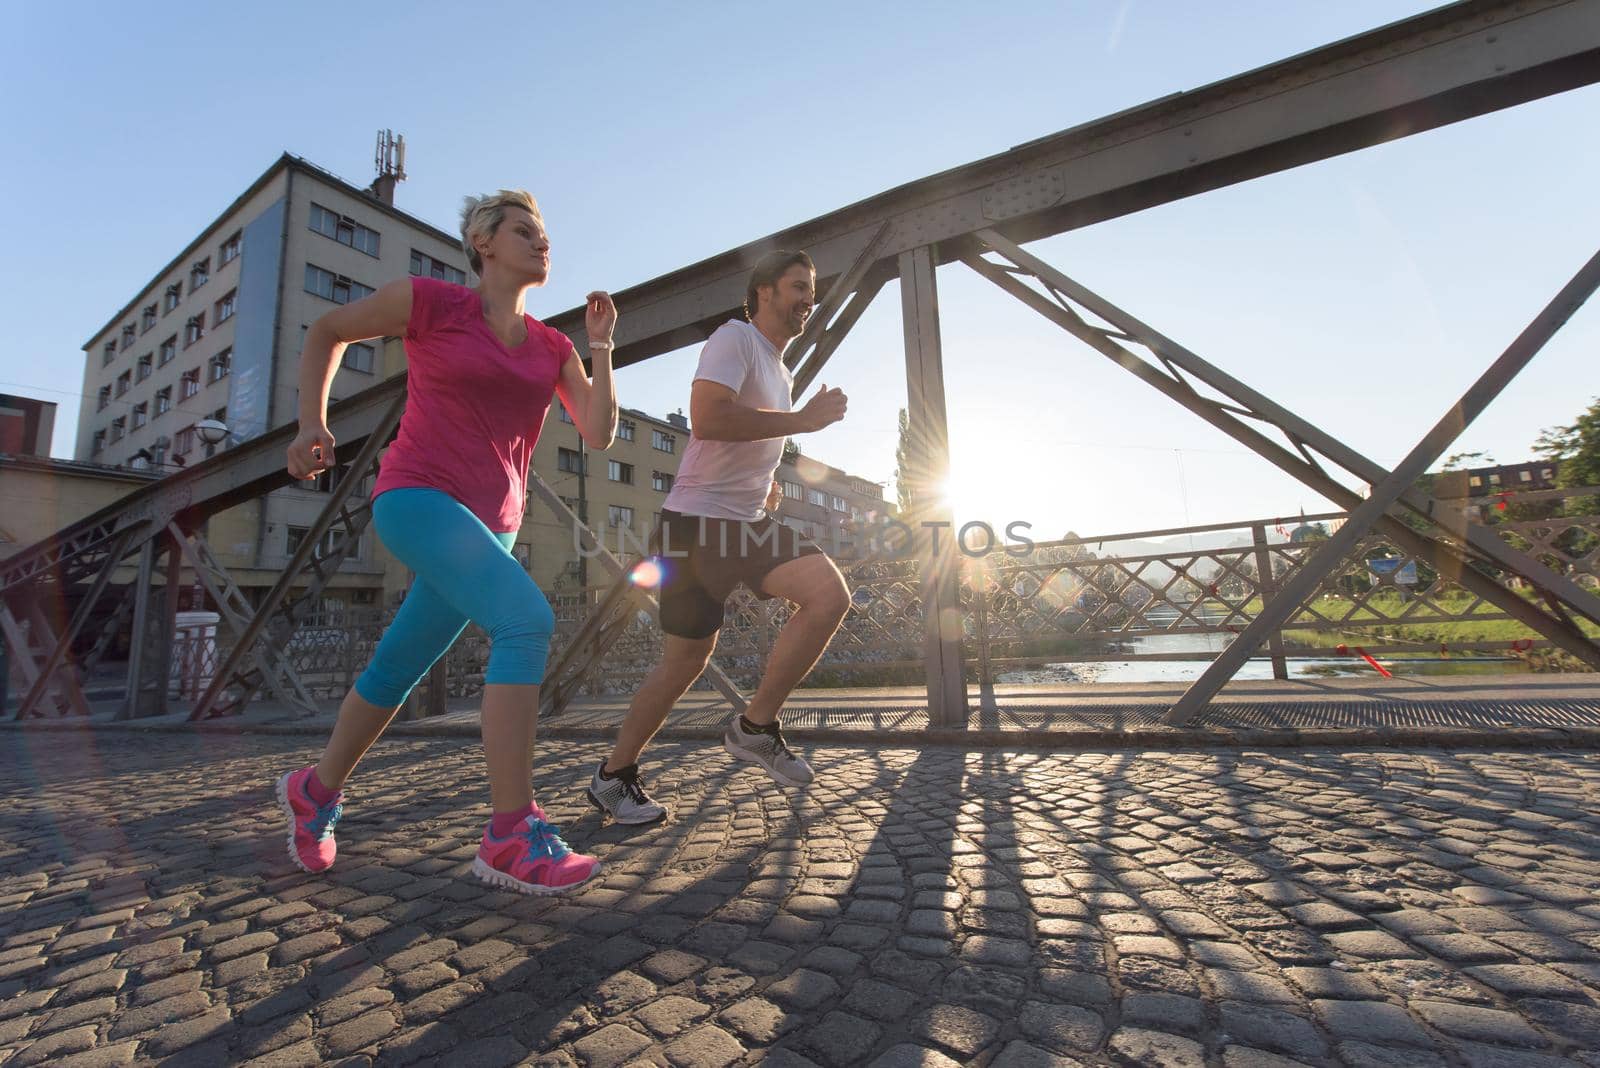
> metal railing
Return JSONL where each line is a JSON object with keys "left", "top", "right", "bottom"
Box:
{"left": 301, "top": 486, "right": 1589, "bottom": 703}
{"left": 21, "top": 488, "right": 1592, "bottom": 713}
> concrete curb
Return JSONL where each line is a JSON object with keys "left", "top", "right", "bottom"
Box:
{"left": 6, "top": 717, "right": 1600, "bottom": 751}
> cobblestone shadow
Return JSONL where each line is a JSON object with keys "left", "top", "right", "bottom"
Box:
{"left": 2, "top": 733, "right": 1600, "bottom": 1066}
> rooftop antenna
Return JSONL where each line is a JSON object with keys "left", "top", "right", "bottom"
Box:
{"left": 372, "top": 130, "right": 407, "bottom": 205}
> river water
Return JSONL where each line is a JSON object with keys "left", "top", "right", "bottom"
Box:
{"left": 995, "top": 629, "right": 1528, "bottom": 686}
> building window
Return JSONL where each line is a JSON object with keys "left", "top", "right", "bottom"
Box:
{"left": 342, "top": 342, "right": 375, "bottom": 374}
{"left": 1489, "top": 473, "right": 1501, "bottom": 486}
{"left": 783, "top": 480, "right": 803, "bottom": 500}
{"left": 1468, "top": 475, "right": 1482, "bottom": 488}
{"left": 190, "top": 258, "right": 210, "bottom": 290}
{"left": 409, "top": 249, "right": 466, "bottom": 285}
{"left": 180, "top": 368, "right": 201, "bottom": 399}
{"left": 831, "top": 495, "right": 847, "bottom": 511}
{"left": 121, "top": 324, "right": 136, "bottom": 349}
{"left": 557, "top": 405, "right": 573, "bottom": 423}
{"left": 158, "top": 336, "right": 177, "bottom": 365}
{"left": 96, "top": 385, "right": 111, "bottom": 411}
{"left": 807, "top": 488, "right": 827, "bottom": 507}
{"left": 91, "top": 429, "right": 106, "bottom": 454}
{"left": 131, "top": 402, "right": 148, "bottom": 430}
{"left": 558, "top": 447, "right": 585, "bottom": 474}
{"left": 1542, "top": 467, "right": 1555, "bottom": 480}
{"left": 102, "top": 341, "right": 116, "bottom": 366}
{"left": 608, "top": 505, "right": 634, "bottom": 529}
{"left": 155, "top": 386, "right": 172, "bottom": 416}
{"left": 141, "top": 305, "right": 157, "bottom": 333}
{"left": 1519, "top": 469, "right": 1532, "bottom": 482}
{"left": 135, "top": 353, "right": 153, "bottom": 381}
{"left": 174, "top": 424, "right": 196, "bottom": 456}
{"left": 608, "top": 460, "right": 633, "bottom": 484}
{"left": 164, "top": 283, "right": 182, "bottom": 313}
{"left": 652, "top": 430, "right": 675, "bottom": 453}
{"left": 617, "top": 418, "right": 635, "bottom": 442}
{"left": 652, "top": 471, "right": 673, "bottom": 492}
{"left": 115, "top": 371, "right": 131, "bottom": 397}
{"left": 110, "top": 416, "right": 126, "bottom": 442}
{"left": 305, "top": 263, "right": 374, "bottom": 305}
{"left": 184, "top": 314, "right": 205, "bottom": 347}
{"left": 312, "top": 463, "right": 354, "bottom": 494}
{"left": 219, "top": 231, "right": 241, "bottom": 265}
{"left": 209, "top": 349, "right": 232, "bottom": 383}
{"left": 309, "top": 204, "right": 381, "bottom": 257}
{"left": 214, "top": 289, "right": 236, "bottom": 325}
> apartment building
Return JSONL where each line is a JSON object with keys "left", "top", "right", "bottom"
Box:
{"left": 0, "top": 393, "right": 56, "bottom": 457}
{"left": 75, "top": 152, "right": 469, "bottom": 606}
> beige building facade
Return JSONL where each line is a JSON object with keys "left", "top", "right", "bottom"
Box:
{"left": 75, "top": 155, "right": 468, "bottom": 609}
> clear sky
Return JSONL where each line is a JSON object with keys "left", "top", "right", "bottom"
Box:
{"left": 5, "top": 1, "right": 1596, "bottom": 540}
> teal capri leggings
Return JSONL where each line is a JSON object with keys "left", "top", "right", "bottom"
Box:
{"left": 354, "top": 488, "right": 555, "bottom": 707}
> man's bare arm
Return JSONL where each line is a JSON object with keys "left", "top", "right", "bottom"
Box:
{"left": 689, "top": 380, "right": 847, "bottom": 442}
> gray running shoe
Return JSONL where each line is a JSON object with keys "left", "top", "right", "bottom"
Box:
{"left": 723, "top": 716, "right": 814, "bottom": 787}
{"left": 585, "top": 761, "right": 668, "bottom": 825}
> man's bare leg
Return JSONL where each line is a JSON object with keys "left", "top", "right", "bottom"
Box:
{"left": 605, "top": 633, "right": 718, "bottom": 772}
{"left": 742, "top": 554, "right": 850, "bottom": 725}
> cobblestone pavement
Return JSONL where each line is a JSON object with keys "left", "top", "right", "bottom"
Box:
{"left": 3, "top": 731, "right": 1600, "bottom": 1067}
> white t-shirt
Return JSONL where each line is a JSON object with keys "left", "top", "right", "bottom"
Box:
{"left": 664, "top": 319, "right": 793, "bottom": 521}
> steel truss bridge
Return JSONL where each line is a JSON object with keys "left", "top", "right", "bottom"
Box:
{"left": 4, "top": 0, "right": 1598, "bottom": 728}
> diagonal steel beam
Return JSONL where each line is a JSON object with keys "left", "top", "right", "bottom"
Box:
{"left": 0, "top": 601, "right": 62, "bottom": 717}
{"left": 785, "top": 221, "right": 894, "bottom": 371}
{"left": 190, "top": 394, "right": 405, "bottom": 719}
{"left": 525, "top": 470, "right": 748, "bottom": 713}
{"left": 962, "top": 250, "right": 1600, "bottom": 670}
{"left": 960, "top": 241, "right": 1600, "bottom": 668}
{"left": 1170, "top": 244, "right": 1600, "bottom": 723}
{"left": 14, "top": 524, "right": 143, "bottom": 720}
{"left": 974, "top": 228, "right": 1600, "bottom": 630}
{"left": 169, "top": 524, "right": 314, "bottom": 712}
{"left": 792, "top": 263, "right": 895, "bottom": 400}
{"left": 540, "top": 568, "right": 644, "bottom": 719}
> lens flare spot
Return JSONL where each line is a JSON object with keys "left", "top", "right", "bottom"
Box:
{"left": 630, "top": 559, "right": 663, "bottom": 589}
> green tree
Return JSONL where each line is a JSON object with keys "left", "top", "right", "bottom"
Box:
{"left": 1441, "top": 450, "right": 1494, "bottom": 471}
{"left": 1535, "top": 395, "right": 1600, "bottom": 488}
{"left": 782, "top": 438, "right": 801, "bottom": 464}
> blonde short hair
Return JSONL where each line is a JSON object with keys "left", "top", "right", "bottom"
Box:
{"left": 459, "top": 189, "right": 543, "bottom": 275}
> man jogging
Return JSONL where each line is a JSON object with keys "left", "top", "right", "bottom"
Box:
{"left": 586, "top": 250, "right": 850, "bottom": 824}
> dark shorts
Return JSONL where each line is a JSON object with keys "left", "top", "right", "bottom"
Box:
{"left": 651, "top": 509, "right": 824, "bottom": 639}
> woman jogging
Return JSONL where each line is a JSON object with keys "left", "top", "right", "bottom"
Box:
{"left": 276, "top": 189, "right": 618, "bottom": 895}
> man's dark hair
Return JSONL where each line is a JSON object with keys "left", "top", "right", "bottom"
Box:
{"left": 744, "top": 250, "right": 814, "bottom": 320}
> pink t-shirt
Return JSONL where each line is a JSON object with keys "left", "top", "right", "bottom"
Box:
{"left": 374, "top": 277, "right": 573, "bottom": 531}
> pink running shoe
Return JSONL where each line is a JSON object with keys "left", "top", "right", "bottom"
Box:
{"left": 472, "top": 804, "right": 600, "bottom": 895}
{"left": 276, "top": 765, "right": 344, "bottom": 873}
